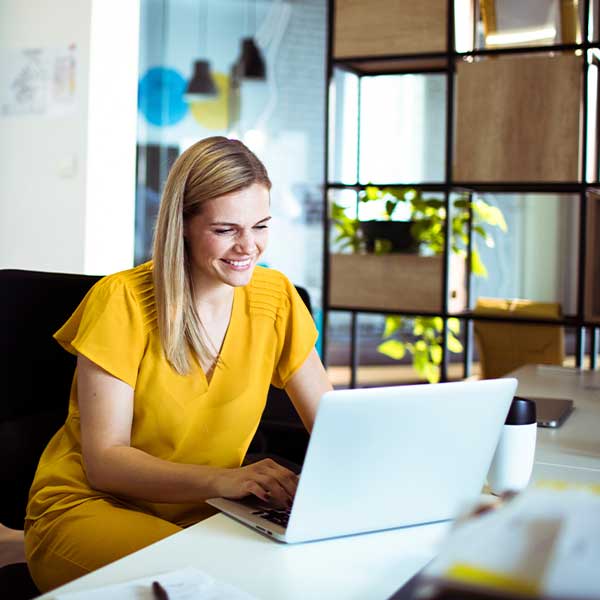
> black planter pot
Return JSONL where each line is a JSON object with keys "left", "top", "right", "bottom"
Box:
{"left": 359, "top": 220, "right": 419, "bottom": 254}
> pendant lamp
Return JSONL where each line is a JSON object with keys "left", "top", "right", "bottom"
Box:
{"left": 185, "top": 60, "right": 217, "bottom": 99}
{"left": 185, "top": 1, "right": 217, "bottom": 101}
{"left": 236, "top": 37, "right": 266, "bottom": 80}
{"left": 235, "top": 0, "right": 266, "bottom": 81}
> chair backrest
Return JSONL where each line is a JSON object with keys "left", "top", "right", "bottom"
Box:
{"left": 473, "top": 297, "right": 565, "bottom": 379}
{"left": 0, "top": 270, "right": 101, "bottom": 529}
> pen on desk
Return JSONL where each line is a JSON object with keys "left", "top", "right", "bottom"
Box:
{"left": 152, "top": 580, "right": 170, "bottom": 600}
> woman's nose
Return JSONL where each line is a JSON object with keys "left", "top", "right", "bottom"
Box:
{"left": 235, "top": 230, "right": 256, "bottom": 253}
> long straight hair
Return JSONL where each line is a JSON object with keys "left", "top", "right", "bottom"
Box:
{"left": 152, "top": 136, "right": 272, "bottom": 374}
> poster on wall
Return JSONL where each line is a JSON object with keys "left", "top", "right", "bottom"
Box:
{"left": 0, "top": 44, "right": 77, "bottom": 117}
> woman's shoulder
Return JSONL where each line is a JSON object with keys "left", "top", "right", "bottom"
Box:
{"left": 92, "top": 261, "right": 152, "bottom": 293}
{"left": 90, "top": 261, "right": 156, "bottom": 327}
{"left": 245, "top": 266, "right": 294, "bottom": 317}
{"left": 101, "top": 261, "right": 153, "bottom": 291}
{"left": 248, "top": 265, "right": 293, "bottom": 295}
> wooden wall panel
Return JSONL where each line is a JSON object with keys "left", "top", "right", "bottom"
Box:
{"left": 333, "top": 0, "right": 448, "bottom": 58}
{"left": 453, "top": 54, "right": 582, "bottom": 182}
{"left": 329, "top": 253, "right": 466, "bottom": 313}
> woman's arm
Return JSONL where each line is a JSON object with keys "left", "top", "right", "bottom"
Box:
{"left": 77, "top": 354, "right": 296, "bottom": 507}
{"left": 284, "top": 348, "right": 333, "bottom": 433}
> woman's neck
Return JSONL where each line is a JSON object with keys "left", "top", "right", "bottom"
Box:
{"left": 190, "top": 276, "right": 234, "bottom": 317}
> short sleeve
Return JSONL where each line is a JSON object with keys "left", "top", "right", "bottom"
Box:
{"left": 53, "top": 276, "right": 146, "bottom": 388}
{"left": 271, "top": 278, "right": 318, "bottom": 389}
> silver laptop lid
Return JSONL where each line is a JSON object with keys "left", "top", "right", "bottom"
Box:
{"left": 285, "top": 378, "right": 517, "bottom": 543}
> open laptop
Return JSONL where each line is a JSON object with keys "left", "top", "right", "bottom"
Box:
{"left": 207, "top": 378, "right": 518, "bottom": 544}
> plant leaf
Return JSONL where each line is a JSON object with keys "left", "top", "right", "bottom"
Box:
{"left": 423, "top": 362, "right": 440, "bottom": 383}
{"left": 365, "top": 186, "right": 380, "bottom": 201}
{"left": 473, "top": 201, "right": 508, "bottom": 232}
{"left": 430, "top": 343, "right": 442, "bottom": 364}
{"left": 447, "top": 317, "right": 461, "bottom": 334}
{"left": 471, "top": 248, "right": 488, "bottom": 278}
{"left": 382, "top": 315, "right": 403, "bottom": 338}
{"left": 447, "top": 333, "right": 464, "bottom": 353}
{"left": 415, "top": 339, "right": 428, "bottom": 352}
{"left": 377, "top": 339, "right": 406, "bottom": 360}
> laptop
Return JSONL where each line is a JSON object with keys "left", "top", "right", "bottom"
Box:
{"left": 516, "top": 395, "right": 574, "bottom": 428}
{"left": 207, "top": 378, "right": 518, "bottom": 544}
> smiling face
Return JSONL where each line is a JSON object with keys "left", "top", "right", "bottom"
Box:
{"left": 184, "top": 182, "right": 271, "bottom": 292}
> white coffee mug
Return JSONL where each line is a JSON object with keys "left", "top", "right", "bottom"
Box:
{"left": 487, "top": 397, "right": 537, "bottom": 496}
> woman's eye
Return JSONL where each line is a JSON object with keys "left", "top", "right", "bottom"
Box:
{"left": 214, "top": 229, "right": 234, "bottom": 235}
{"left": 254, "top": 225, "right": 269, "bottom": 230}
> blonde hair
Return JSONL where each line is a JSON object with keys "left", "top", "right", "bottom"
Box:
{"left": 152, "top": 136, "right": 271, "bottom": 374}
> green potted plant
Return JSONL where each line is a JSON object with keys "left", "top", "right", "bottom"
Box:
{"left": 331, "top": 186, "right": 508, "bottom": 383}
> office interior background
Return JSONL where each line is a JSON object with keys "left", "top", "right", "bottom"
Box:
{"left": 1, "top": 0, "right": 599, "bottom": 388}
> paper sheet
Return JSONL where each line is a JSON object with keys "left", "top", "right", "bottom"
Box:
{"left": 53, "top": 567, "right": 259, "bottom": 600}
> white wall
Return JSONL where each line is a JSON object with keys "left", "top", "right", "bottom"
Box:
{"left": 0, "top": 0, "right": 139, "bottom": 275}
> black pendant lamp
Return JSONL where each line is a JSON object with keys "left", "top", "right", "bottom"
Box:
{"left": 236, "top": 37, "right": 266, "bottom": 80}
{"left": 185, "top": 59, "right": 217, "bottom": 100}
{"left": 185, "top": 1, "right": 217, "bottom": 101}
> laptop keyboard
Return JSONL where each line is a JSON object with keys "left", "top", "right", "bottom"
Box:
{"left": 251, "top": 506, "right": 290, "bottom": 528}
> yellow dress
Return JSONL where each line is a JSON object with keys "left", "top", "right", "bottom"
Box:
{"left": 24, "top": 261, "right": 317, "bottom": 591}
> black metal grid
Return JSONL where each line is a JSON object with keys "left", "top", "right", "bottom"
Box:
{"left": 322, "top": 0, "right": 600, "bottom": 385}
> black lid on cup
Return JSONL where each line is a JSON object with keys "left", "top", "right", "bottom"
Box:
{"left": 506, "top": 396, "right": 537, "bottom": 425}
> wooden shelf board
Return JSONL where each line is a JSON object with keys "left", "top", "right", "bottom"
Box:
{"left": 333, "top": 0, "right": 448, "bottom": 59}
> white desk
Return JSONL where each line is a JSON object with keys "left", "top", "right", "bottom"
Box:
{"left": 507, "top": 365, "right": 600, "bottom": 484}
{"left": 38, "top": 513, "right": 450, "bottom": 599}
{"left": 38, "top": 364, "right": 600, "bottom": 599}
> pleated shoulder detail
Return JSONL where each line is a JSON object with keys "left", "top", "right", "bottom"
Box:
{"left": 246, "top": 267, "right": 291, "bottom": 322}
{"left": 113, "top": 261, "right": 157, "bottom": 333}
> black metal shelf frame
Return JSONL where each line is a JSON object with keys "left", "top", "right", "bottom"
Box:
{"left": 327, "top": 306, "right": 592, "bottom": 329}
{"left": 321, "top": 0, "right": 600, "bottom": 384}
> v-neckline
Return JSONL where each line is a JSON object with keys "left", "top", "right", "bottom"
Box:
{"left": 200, "top": 286, "right": 239, "bottom": 390}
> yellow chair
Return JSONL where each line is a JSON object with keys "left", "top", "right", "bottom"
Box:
{"left": 473, "top": 298, "right": 565, "bottom": 379}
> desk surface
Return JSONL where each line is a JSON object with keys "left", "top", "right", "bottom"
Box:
{"left": 39, "top": 365, "right": 600, "bottom": 600}
{"left": 508, "top": 365, "right": 600, "bottom": 482}
{"left": 38, "top": 514, "right": 450, "bottom": 599}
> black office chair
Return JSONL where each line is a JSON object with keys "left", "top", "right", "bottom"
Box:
{"left": 0, "top": 269, "right": 102, "bottom": 599}
{"left": 0, "top": 268, "right": 311, "bottom": 599}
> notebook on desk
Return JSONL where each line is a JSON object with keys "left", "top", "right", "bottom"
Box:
{"left": 207, "top": 378, "right": 518, "bottom": 544}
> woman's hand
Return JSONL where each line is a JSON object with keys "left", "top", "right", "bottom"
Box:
{"left": 214, "top": 459, "right": 298, "bottom": 508}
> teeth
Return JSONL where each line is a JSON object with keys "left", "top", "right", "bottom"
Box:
{"left": 224, "top": 259, "right": 251, "bottom": 267}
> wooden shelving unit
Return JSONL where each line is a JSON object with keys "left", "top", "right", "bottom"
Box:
{"left": 322, "top": 0, "right": 600, "bottom": 385}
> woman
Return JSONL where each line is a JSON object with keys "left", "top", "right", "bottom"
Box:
{"left": 24, "top": 136, "right": 332, "bottom": 591}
